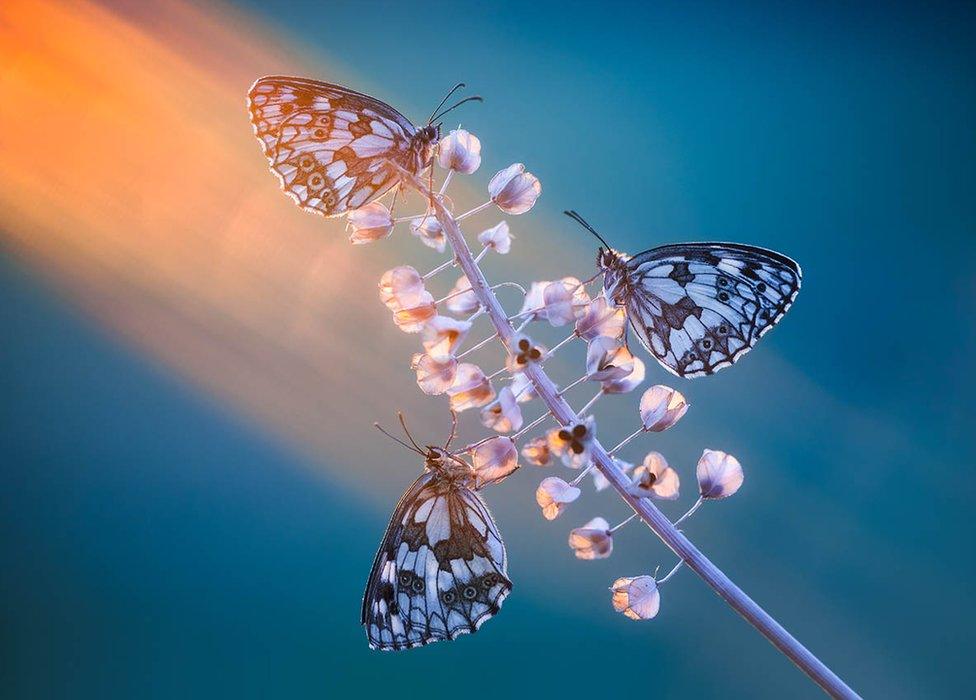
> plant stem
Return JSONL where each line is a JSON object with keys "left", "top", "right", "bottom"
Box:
{"left": 406, "top": 172, "right": 859, "bottom": 699}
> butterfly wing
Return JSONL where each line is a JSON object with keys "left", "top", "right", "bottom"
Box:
{"left": 247, "top": 76, "right": 418, "bottom": 216}
{"left": 622, "top": 243, "right": 801, "bottom": 378}
{"left": 362, "top": 472, "right": 512, "bottom": 651}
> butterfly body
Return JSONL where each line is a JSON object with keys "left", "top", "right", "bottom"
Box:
{"left": 598, "top": 242, "right": 801, "bottom": 378}
{"left": 248, "top": 76, "right": 439, "bottom": 217}
{"left": 362, "top": 447, "right": 511, "bottom": 651}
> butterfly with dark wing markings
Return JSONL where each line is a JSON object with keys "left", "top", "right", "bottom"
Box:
{"left": 247, "top": 77, "right": 479, "bottom": 217}
{"left": 362, "top": 418, "right": 512, "bottom": 651}
{"left": 567, "top": 212, "right": 802, "bottom": 379}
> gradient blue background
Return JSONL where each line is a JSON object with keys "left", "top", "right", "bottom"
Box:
{"left": 3, "top": 1, "right": 975, "bottom": 697}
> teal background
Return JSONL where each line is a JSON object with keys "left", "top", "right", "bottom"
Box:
{"left": 3, "top": 1, "right": 975, "bottom": 698}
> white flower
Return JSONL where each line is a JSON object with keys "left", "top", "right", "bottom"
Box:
{"left": 488, "top": 163, "right": 541, "bottom": 215}
{"left": 639, "top": 385, "right": 689, "bottom": 432}
{"left": 568, "top": 517, "right": 613, "bottom": 560}
{"left": 445, "top": 275, "right": 480, "bottom": 315}
{"left": 421, "top": 315, "right": 471, "bottom": 360}
{"left": 477, "top": 221, "right": 512, "bottom": 254}
{"left": 347, "top": 202, "right": 393, "bottom": 244}
{"left": 548, "top": 416, "right": 596, "bottom": 469}
{"left": 697, "top": 449, "right": 744, "bottom": 499}
{"left": 437, "top": 129, "right": 481, "bottom": 174}
{"left": 542, "top": 278, "right": 590, "bottom": 327}
{"left": 586, "top": 336, "right": 635, "bottom": 383}
{"left": 593, "top": 457, "right": 634, "bottom": 492}
{"left": 480, "top": 386, "right": 523, "bottom": 433}
{"left": 411, "top": 353, "right": 457, "bottom": 396}
{"left": 446, "top": 363, "right": 495, "bottom": 412}
{"left": 535, "top": 477, "right": 580, "bottom": 520}
{"left": 576, "top": 295, "right": 626, "bottom": 341}
{"left": 602, "top": 356, "right": 645, "bottom": 394}
{"left": 518, "top": 281, "right": 551, "bottom": 321}
{"left": 379, "top": 266, "right": 425, "bottom": 311}
{"left": 521, "top": 436, "right": 551, "bottom": 466}
{"left": 611, "top": 576, "right": 660, "bottom": 620}
{"left": 393, "top": 292, "right": 437, "bottom": 333}
{"left": 471, "top": 437, "right": 518, "bottom": 488}
{"left": 629, "top": 452, "right": 680, "bottom": 500}
{"left": 410, "top": 211, "right": 446, "bottom": 252}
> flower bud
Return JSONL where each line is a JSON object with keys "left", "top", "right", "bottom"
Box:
{"left": 629, "top": 452, "right": 680, "bottom": 500}
{"left": 471, "top": 436, "right": 518, "bottom": 488}
{"left": 521, "top": 436, "right": 551, "bottom": 466}
{"left": 480, "top": 386, "right": 523, "bottom": 433}
{"left": 437, "top": 129, "right": 481, "bottom": 174}
{"left": 488, "top": 163, "right": 541, "bottom": 215}
{"left": 568, "top": 517, "right": 613, "bottom": 560}
{"left": 602, "top": 356, "right": 645, "bottom": 394}
{"left": 393, "top": 292, "right": 437, "bottom": 333}
{"left": 543, "top": 278, "right": 590, "bottom": 327}
{"left": 477, "top": 221, "right": 512, "bottom": 254}
{"left": 347, "top": 202, "right": 394, "bottom": 244}
{"left": 610, "top": 576, "right": 660, "bottom": 620}
{"left": 576, "top": 295, "right": 626, "bottom": 341}
{"left": 535, "top": 477, "right": 580, "bottom": 520}
{"left": 411, "top": 353, "right": 457, "bottom": 395}
{"left": 421, "top": 315, "right": 471, "bottom": 360}
{"left": 697, "top": 449, "right": 744, "bottom": 499}
{"left": 410, "top": 211, "right": 446, "bottom": 252}
{"left": 638, "top": 385, "right": 689, "bottom": 432}
{"left": 446, "top": 363, "right": 495, "bottom": 412}
{"left": 445, "top": 275, "right": 480, "bottom": 315}
{"left": 586, "top": 336, "right": 635, "bottom": 383}
{"left": 379, "top": 266, "right": 425, "bottom": 311}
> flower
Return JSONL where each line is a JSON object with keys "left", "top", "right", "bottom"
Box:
{"left": 548, "top": 416, "right": 596, "bottom": 468}
{"left": 586, "top": 336, "right": 635, "bottom": 383}
{"left": 393, "top": 292, "right": 437, "bottom": 333}
{"left": 379, "top": 266, "right": 426, "bottom": 311}
{"left": 568, "top": 517, "right": 613, "bottom": 560}
{"left": 471, "top": 437, "right": 518, "bottom": 488}
{"left": 410, "top": 211, "right": 446, "bottom": 252}
{"left": 488, "top": 163, "right": 541, "bottom": 215}
{"left": 601, "top": 356, "right": 645, "bottom": 394}
{"left": 411, "top": 353, "right": 457, "bottom": 395}
{"left": 576, "top": 295, "right": 626, "bottom": 341}
{"left": 480, "top": 386, "right": 523, "bottom": 433}
{"left": 477, "top": 221, "right": 512, "bottom": 254}
{"left": 697, "top": 449, "right": 744, "bottom": 499}
{"left": 421, "top": 316, "right": 471, "bottom": 360}
{"left": 629, "top": 452, "right": 680, "bottom": 500}
{"left": 611, "top": 576, "right": 660, "bottom": 620}
{"left": 437, "top": 128, "right": 481, "bottom": 174}
{"left": 593, "top": 457, "right": 634, "bottom": 492}
{"left": 639, "top": 385, "right": 689, "bottom": 432}
{"left": 542, "top": 278, "right": 591, "bottom": 327}
{"left": 445, "top": 275, "right": 480, "bottom": 315}
{"left": 347, "top": 202, "right": 393, "bottom": 244}
{"left": 446, "top": 363, "right": 495, "bottom": 412}
{"left": 509, "top": 372, "right": 537, "bottom": 403}
{"left": 521, "top": 436, "right": 551, "bottom": 466}
{"left": 518, "top": 281, "right": 551, "bottom": 321}
{"left": 507, "top": 335, "right": 546, "bottom": 372}
{"left": 535, "top": 477, "right": 580, "bottom": 520}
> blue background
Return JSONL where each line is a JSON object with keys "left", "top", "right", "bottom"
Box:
{"left": 3, "top": 1, "right": 975, "bottom": 697}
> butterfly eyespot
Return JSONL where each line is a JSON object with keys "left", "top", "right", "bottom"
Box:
{"left": 441, "top": 590, "right": 457, "bottom": 605}
{"left": 718, "top": 324, "right": 729, "bottom": 334}
{"left": 756, "top": 282, "right": 767, "bottom": 293}
{"left": 702, "top": 338, "right": 713, "bottom": 350}
{"left": 718, "top": 292, "right": 730, "bottom": 302}
{"left": 411, "top": 578, "right": 425, "bottom": 594}
{"left": 398, "top": 572, "right": 411, "bottom": 586}
{"left": 321, "top": 190, "right": 337, "bottom": 207}
{"left": 462, "top": 586, "right": 478, "bottom": 600}
{"left": 481, "top": 574, "right": 496, "bottom": 588}
{"left": 718, "top": 277, "right": 729, "bottom": 287}
{"left": 316, "top": 115, "right": 331, "bottom": 126}
{"left": 313, "top": 128, "right": 327, "bottom": 139}
{"left": 307, "top": 173, "right": 325, "bottom": 190}
{"left": 298, "top": 155, "right": 315, "bottom": 170}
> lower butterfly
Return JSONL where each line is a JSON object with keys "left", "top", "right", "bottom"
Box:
{"left": 566, "top": 211, "right": 802, "bottom": 379}
{"left": 247, "top": 76, "right": 479, "bottom": 217}
{"left": 362, "top": 416, "right": 512, "bottom": 651}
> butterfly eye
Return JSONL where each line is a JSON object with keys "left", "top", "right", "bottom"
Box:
{"left": 462, "top": 586, "right": 478, "bottom": 600}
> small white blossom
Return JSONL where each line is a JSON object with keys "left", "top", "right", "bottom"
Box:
{"left": 379, "top": 266, "right": 426, "bottom": 311}
{"left": 445, "top": 275, "right": 480, "bottom": 315}
{"left": 507, "top": 335, "right": 547, "bottom": 372}
{"left": 347, "top": 202, "right": 393, "bottom": 244}
{"left": 393, "top": 292, "right": 437, "bottom": 333}
{"left": 471, "top": 437, "right": 518, "bottom": 488}
{"left": 601, "top": 356, "right": 645, "bottom": 394}
{"left": 488, "top": 163, "right": 541, "bottom": 215}
{"left": 611, "top": 576, "right": 660, "bottom": 620}
{"left": 521, "top": 436, "right": 551, "bottom": 466}
{"left": 411, "top": 353, "right": 457, "bottom": 395}
{"left": 697, "top": 449, "right": 744, "bottom": 499}
{"left": 535, "top": 476, "right": 580, "bottom": 520}
{"left": 568, "top": 517, "right": 613, "bottom": 560}
{"left": 629, "top": 452, "right": 680, "bottom": 500}
{"left": 509, "top": 372, "right": 537, "bottom": 403}
{"left": 639, "top": 385, "right": 689, "bottom": 432}
{"left": 447, "top": 363, "right": 495, "bottom": 412}
{"left": 437, "top": 128, "right": 481, "bottom": 174}
{"left": 410, "top": 211, "right": 446, "bottom": 252}
{"left": 576, "top": 295, "right": 627, "bottom": 341}
{"left": 586, "top": 336, "right": 635, "bottom": 383}
{"left": 548, "top": 416, "right": 596, "bottom": 469}
{"left": 543, "top": 278, "right": 591, "bottom": 327}
{"left": 477, "top": 221, "right": 512, "bottom": 254}
{"left": 421, "top": 316, "right": 471, "bottom": 360}
{"left": 518, "top": 281, "right": 551, "bottom": 321}
{"left": 480, "top": 386, "right": 523, "bottom": 433}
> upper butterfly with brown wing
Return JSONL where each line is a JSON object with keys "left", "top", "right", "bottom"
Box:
{"left": 248, "top": 77, "right": 474, "bottom": 217}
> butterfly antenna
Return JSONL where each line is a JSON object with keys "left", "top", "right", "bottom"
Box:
{"left": 564, "top": 210, "right": 613, "bottom": 250}
{"left": 427, "top": 82, "right": 466, "bottom": 125}
{"left": 431, "top": 95, "right": 483, "bottom": 125}
{"left": 373, "top": 422, "right": 423, "bottom": 455}
{"left": 397, "top": 411, "right": 425, "bottom": 453}
{"left": 444, "top": 410, "right": 458, "bottom": 451}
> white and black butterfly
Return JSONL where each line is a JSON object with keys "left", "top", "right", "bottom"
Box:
{"left": 566, "top": 211, "right": 801, "bottom": 379}
{"left": 248, "top": 76, "right": 479, "bottom": 217}
{"left": 362, "top": 417, "right": 512, "bottom": 651}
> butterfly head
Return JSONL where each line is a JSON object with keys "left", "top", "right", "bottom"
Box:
{"left": 425, "top": 446, "right": 474, "bottom": 481}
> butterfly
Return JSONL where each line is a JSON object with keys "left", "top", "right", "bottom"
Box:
{"left": 566, "top": 211, "right": 802, "bottom": 379}
{"left": 362, "top": 416, "right": 512, "bottom": 651}
{"left": 247, "top": 76, "right": 479, "bottom": 217}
